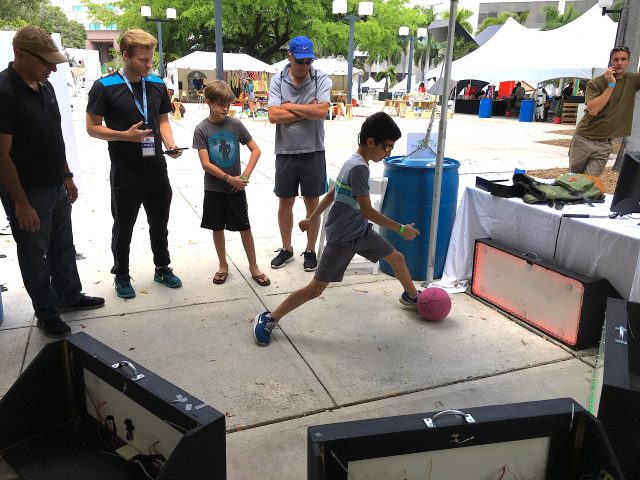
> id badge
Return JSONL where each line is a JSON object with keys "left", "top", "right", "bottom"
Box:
{"left": 141, "top": 135, "right": 156, "bottom": 157}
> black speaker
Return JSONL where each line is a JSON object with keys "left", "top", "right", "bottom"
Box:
{"left": 471, "top": 238, "right": 619, "bottom": 349}
{"left": 0, "top": 332, "right": 226, "bottom": 479}
{"left": 597, "top": 298, "right": 640, "bottom": 479}
{"left": 308, "top": 398, "right": 624, "bottom": 480}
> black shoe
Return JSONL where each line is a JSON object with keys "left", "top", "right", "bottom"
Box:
{"left": 36, "top": 316, "right": 71, "bottom": 338}
{"left": 302, "top": 250, "right": 318, "bottom": 272}
{"left": 61, "top": 294, "right": 105, "bottom": 312}
{"left": 271, "top": 248, "right": 294, "bottom": 269}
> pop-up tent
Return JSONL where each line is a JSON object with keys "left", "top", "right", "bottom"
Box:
{"left": 427, "top": 6, "right": 617, "bottom": 87}
{"left": 272, "top": 57, "right": 362, "bottom": 100}
{"left": 166, "top": 51, "right": 276, "bottom": 97}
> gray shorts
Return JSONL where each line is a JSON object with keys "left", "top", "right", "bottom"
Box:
{"left": 274, "top": 151, "right": 327, "bottom": 198}
{"left": 568, "top": 135, "right": 613, "bottom": 177}
{"left": 315, "top": 224, "right": 394, "bottom": 283}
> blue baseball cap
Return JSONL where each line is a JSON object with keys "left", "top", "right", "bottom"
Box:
{"left": 289, "top": 36, "right": 315, "bottom": 60}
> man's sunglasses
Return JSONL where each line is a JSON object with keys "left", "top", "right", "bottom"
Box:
{"left": 611, "top": 45, "right": 630, "bottom": 54}
{"left": 382, "top": 143, "right": 394, "bottom": 153}
{"left": 294, "top": 58, "right": 314, "bottom": 65}
{"left": 23, "top": 49, "right": 55, "bottom": 67}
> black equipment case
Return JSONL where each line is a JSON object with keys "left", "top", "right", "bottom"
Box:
{"left": 0, "top": 332, "right": 226, "bottom": 479}
{"left": 308, "top": 398, "right": 624, "bottom": 480}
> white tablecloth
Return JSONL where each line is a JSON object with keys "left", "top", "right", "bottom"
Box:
{"left": 438, "top": 186, "right": 640, "bottom": 302}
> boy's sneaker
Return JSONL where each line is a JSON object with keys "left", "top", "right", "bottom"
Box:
{"left": 302, "top": 250, "right": 318, "bottom": 272}
{"left": 115, "top": 275, "right": 136, "bottom": 299}
{"left": 36, "top": 316, "right": 71, "bottom": 338}
{"left": 399, "top": 290, "right": 421, "bottom": 308}
{"left": 154, "top": 267, "right": 182, "bottom": 288}
{"left": 271, "top": 248, "right": 294, "bottom": 269}
{"left": 61, "top": 294, "right": 105, "bottom": 312}
{"left": 253, "top": 312, "right": 278, "bottom": 346}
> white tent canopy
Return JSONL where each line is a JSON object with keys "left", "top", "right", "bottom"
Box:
{"left": 272, "top": 57, "right": 362, "bottom": 100}
{"left": 427, "top": 6, "right": 617, "bottom": 87}
{"left": 166, "top": 51, "right": 276, "bottom": 97}
{"left": 362, "top": 77, "right": 385, "bottom": 89}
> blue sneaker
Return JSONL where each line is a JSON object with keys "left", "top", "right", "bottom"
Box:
{"left": 154, "top": 267, "right": 182, "bottom": 288}
{"left": 399, "top": 290, "right": 421, "bottom": 308}
{"left": 115, "top": 275, "right": 136, "bottom": 299}
{"left": 253, "top": 312, "right": 277, "bottom": 346}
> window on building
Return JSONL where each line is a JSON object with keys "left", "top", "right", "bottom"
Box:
{"left": 105, "top": 3, "right": 115, "bottom": 10}
{"left": 72, "top": 5, "right": 83, "bottom": 11}
{"left": 106, "top": 24, "right": 118, "bottom": 30}
{"left": 88, "top": 23, "right": 101, "bottom": 30}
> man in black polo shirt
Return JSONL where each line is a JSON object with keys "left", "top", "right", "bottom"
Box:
{"left": 87, "top": 29, "right": 183, "bottom": 299}
{"left": 0, "top": 26, "right": 104, "bottom": 338}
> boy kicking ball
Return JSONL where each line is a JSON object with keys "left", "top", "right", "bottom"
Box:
{"left": 254, "top": 112, "right": 420, "bottom": 346}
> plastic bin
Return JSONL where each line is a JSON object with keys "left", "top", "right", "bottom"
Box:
{"left": 380, "top": 156, "right": 460, "bottom": 280}
{"left": 479, "top": 98, "right": 492, "bottom": 118}
{"left": 519, "top": 98, "right": 535, "bottom": 122}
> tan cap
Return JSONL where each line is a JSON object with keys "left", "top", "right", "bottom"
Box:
{"left": 13, "top": 26, "right": 67, "bottom": 65}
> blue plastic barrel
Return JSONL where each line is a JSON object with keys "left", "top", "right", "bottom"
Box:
{"left": 380, "top": 156, "right": 460, "bottom": 280}
{"left": 478, "top": 98, "right": 492, "bottom": 118}
{"left": 519, "top": 99, "right": 535, "bottom": 122}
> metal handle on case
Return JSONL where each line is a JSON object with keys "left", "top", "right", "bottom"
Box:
{"left": 112, "top": 360, "right": 145, "bottom": 381}
{"left": 423, "top": 409, "right": 476, "bottom": 428}
{"left": 615, "top": 325, "right": 627, "bottom": 345}
{"left": 521, "top": 251, "right": 540, "bottom": 260}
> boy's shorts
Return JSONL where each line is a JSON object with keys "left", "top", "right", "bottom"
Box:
{"left": 201, "top": 190, "right": 250, "bottom": 231}
{"left": 315, "top": 224, "right": 394, "bottom": 283}
{"left": 274, "top": 151, "right": 327, "bottom": 198}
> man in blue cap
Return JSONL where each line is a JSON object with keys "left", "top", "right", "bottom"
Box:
{"left": 267, "top": 35, "right": 331, "bottom": 272}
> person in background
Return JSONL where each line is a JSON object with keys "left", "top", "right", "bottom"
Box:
{"left": 417, "top": 82, "right": 426, "bottom": 93}
{"left": 244, "top": 79, "right": 257, "bottom": 118}
{"left": 86, "top": 29, "right": 183, "bottom": 299}
{"left": 163, "top": 74, "right": 174, "bottom": 101}
{"left": 569, "top": 46, "right": 640, "bottom": 176}
{"left": 267, "top": 36, "right": 330, "bottom": 272}
{"left": 193, "top": 72, "right": 204, "bottom": 91}
{"left": 0, "top": 26, "right": 105, "bottom": 338}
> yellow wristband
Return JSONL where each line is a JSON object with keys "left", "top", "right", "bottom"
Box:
{"left": 398, "top": 224, "right": 405, "bottom": 234}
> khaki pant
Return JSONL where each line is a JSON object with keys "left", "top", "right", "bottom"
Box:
{"left": 568, "top": 135, "right": 613, "bottom": 177}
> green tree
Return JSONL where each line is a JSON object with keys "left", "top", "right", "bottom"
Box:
{"left": 0, "top": 0, "right": 43, "bottom": 29}
{"left": 374, "top": 65, "right": 397, "bottom": 92}
{"left": 434, "top": 37, "right": 477, "bottom": 64}
{"left": 30, "top": 4, "right": 87, "bottom": 49}
{"left": 540, "top": 4, "right": 580, "bottom": 31}
{"left": 440, "top": 7, "right": 474, "bottom": 34}
{"left": 476, "top": 10, "right": 529, "bottom": 34}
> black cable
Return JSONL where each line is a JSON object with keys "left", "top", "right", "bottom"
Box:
{"left": 553, "top": 215, "right": 564, "bottom": 260}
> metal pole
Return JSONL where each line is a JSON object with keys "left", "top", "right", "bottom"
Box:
{"left": 425, "top": 0, "right": 457, "bottom": 284}
{"left": 157, "top": 20, "right": 164, "bottom": 78}
{"left": 347, "top": 15, "right": 356, "bottom": 105}
{"left": 214, "top": 0, "right": 224, "bottom": 80}
{"left": 407, "top": 35, "right": 414, "bottom": 93}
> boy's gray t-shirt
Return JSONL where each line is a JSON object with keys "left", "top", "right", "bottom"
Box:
{"left": 325, "top": 153, "right": 370, "bottom": 244}
{"left": 267, "top": 65, "right": 330, "bottom": 155}
{"left": 192, "top": 116, "right": 251, "bottom": 193}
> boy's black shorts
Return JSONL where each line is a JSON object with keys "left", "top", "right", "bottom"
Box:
{"left": 201, "top": 190, "right": 250, "bottom": 231}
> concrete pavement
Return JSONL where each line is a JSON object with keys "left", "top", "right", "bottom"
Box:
{"left": 0, "top": 99, "right": 598, "bottom": 479}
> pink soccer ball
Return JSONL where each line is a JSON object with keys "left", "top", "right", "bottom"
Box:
{"left": 417, "top": 287, "right": 451, "bottom": 321}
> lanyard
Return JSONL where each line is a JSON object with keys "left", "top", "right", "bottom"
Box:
{"left": 121, "top": 70, "right": 148, "bottom": 126}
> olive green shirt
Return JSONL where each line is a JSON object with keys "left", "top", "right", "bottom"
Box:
{"left": 575, "top": 72, "right": 640, "bottom": 138}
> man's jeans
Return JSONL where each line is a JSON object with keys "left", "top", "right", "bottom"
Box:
{"left": 0, "top": 185, "right": 82, "bottom": 321}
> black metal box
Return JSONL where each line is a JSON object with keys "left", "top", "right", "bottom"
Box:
{"left": 308, "top": 398, "right": 623, "bottom": 479}
{"left": 0, "top": 332, "right": 226, "bottom": 479}
{"left": 595, "top": 298, "right": 640, "bottom": 479}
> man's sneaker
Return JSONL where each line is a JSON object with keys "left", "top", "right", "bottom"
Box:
{"left": 154, "top": 267, "right": 183, "bottom": 288}
{"left": 36, "top": 316, "right": 71, "bottom": 338}
{"left": 115, "top": 275, "right": 136, "bottom": 299}
{"left": 61, "top": 294, "right": 105, "bottom": 312}
{"left": 253, "top": 312, "right": 278, "bottom": 346}
{"left": 271, "top": 248, "right": 294, "bottom": 269}
{"left": 399, "top": 290, "right": 421, "bottom": 308}
{"left": 302, "top": 250, "right": 318, "bottom": 272}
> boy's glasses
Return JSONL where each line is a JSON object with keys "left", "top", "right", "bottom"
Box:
{"left": 294, "top": 58, "right": 314, "bottom": 65}
{"left": 612, "top": 46, "right": 630, "bottom": 53}
{"left": 382, "top": 143, "right": 394, "bottom": 153}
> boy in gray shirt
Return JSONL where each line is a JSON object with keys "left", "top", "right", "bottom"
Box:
{"left": 253, "top": 112, "right": 420, "bottom": 346}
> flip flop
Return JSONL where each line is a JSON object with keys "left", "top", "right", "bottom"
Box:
{"left": 252, "top": 273, "right": 271, "bottom": 287}
{"left": 212, "top": 272, "right": 228, "bottom": 285}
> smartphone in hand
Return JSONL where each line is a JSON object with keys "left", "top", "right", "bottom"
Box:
{"left": 164, "top": 147, "right": 189, "bottom": 154}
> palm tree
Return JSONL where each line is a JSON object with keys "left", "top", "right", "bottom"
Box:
{"left": 440, "top": 7, "right": 474, "bottom": 34}
{"left": 434, "top": 38, "right": 477, "bottom": 64}
{"left": 540, "top": 4, "right": 580, "bottom": 31}
{"left": 374, "top": 66, "right": 398, "bottom": 93}
{"left": 476, "top": 10, "right": 529, "bottom": 34}
{"left": 413, "top": 36, "right": 437, "bottom": 80}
